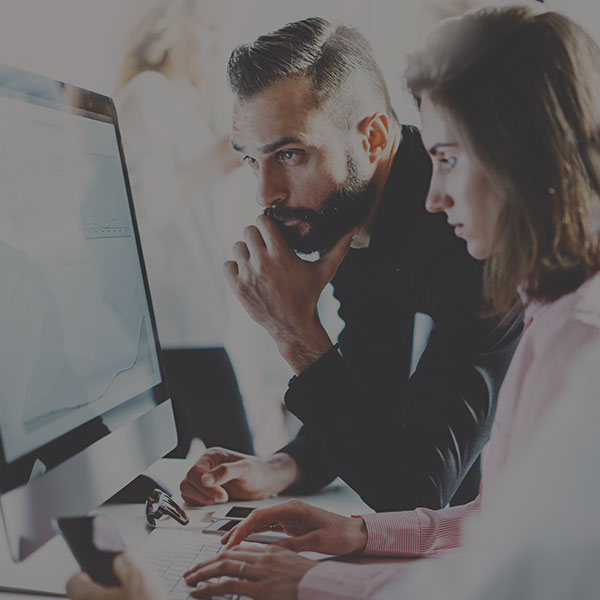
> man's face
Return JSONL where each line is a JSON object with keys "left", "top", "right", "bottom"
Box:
{"left": 231, "top": 77, "right": 376, "bottom": 254}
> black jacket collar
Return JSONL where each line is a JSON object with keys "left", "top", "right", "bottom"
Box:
{"left": 367, "top": 125, "right": 433, "bottom": 270}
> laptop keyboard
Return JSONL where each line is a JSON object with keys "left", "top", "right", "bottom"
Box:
{"left": 144, "top": 528, "right": 255, "bottom": 600}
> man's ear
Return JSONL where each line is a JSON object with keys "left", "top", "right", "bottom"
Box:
{"left": 358, "top": 112, "right": 391, "bottom": 163}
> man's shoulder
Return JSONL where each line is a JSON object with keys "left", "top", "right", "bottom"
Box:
{"left": 399, "top": 123, "right": 422, "bottom": 142}
{"left": 391, "top": 124, "right": 427, "bottom": 172}
{"left": 385, "top": 124, "right": 433, "bottom": 221}
{"left": 390, "top": 126, "right": 479, "bottom": 268}
{"left": 335, "top": 121, "right": 480, "bottom": 298}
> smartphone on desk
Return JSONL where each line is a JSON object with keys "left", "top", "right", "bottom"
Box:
{"left": 52, "top": 515, "right": 126, "bottom": 587}
{"left": 210, "top": 505, "right": 256, "bottom": 522}
{"left": 204, "top": 507, "right": 290, "bottom": 544}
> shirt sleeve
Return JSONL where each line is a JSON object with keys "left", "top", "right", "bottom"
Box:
{"left": 298, "top": 561, "right": 420, "bottom": 600}
{"left": 360, "top": 497, "right": 479, "bottom": 556}
{"left": 276, "top": 425, "right": 338, "bottom": 495}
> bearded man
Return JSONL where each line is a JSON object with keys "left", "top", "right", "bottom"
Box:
{"left": 180, "top": 17, "right": 523, "bottom": 512}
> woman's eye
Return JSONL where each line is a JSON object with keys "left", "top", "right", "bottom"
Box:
{"left": 243, "top": 156, "right": 257, "bottom": 166}
{"left": 439, "top": 156, "right": 457, "bottom": 171}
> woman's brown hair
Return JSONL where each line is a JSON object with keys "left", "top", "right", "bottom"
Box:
{"left": 406, "top": 5, "right": 600, "bottom": 316}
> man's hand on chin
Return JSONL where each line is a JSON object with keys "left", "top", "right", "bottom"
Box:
{"left": 223, "top": 215, "right": 356, "bottom": 373}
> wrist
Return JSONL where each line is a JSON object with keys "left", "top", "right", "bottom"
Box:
{"left": 348, "top": 516, "right": 368, "bottom": 554}
{"left": 265, "top": 453, "right": 302, "bottom": 492}
{"left": 275, "top": 321, "right": 333, "bottom": 375}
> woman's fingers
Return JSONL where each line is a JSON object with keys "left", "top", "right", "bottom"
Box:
{"left": 184, "top": 547, "right": 269, "bottom": 579}
{"left": 222, "top": 522, "right": 286, "bottom": 550}
{"left": 189, "top": 578, "right": 257, "bottom": 599}
{"left": 185, "top": 558, "right": 259, "bottom": 585}
{"left": 223, "top": 500, "right": 309, "bottom": 548}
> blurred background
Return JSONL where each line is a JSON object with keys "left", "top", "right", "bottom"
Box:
{"left": 0, "top": 0, "right": 597, "bottom": 455}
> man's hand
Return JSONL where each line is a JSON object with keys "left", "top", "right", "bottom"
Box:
{"left": 184, "top": 545, "right": 316, "bottom": 599}
{"left": 180, "top": 447, "right": 301, "bottom": 505}
{"left": 221, "top": 499, "right": 368, "bottom": 556}
{"left": 66, "top": 553, "right": 168, "bottom": 600}
{"left": 224, "top": 215, "right": 356, "bottom": 373}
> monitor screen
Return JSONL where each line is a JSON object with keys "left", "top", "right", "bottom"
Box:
{"left": 0, "top": 89, "right": 163, "bottom": 463}
{"left": 0, "top": 65, "right": 175, "bottom": 562}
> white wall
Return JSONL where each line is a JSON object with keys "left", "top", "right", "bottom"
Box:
{"left": 0, "top": 0, "right": 134, "bottom": 93}
{"left": 546, "top": 0, "right": 599, "bottom": 42}
{"left": 0, "top": 1, "right": 596, "bottom": 111}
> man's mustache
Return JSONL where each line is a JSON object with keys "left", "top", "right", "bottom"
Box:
{"left": 263, "top": 205, "right": 317, "bottom": 224}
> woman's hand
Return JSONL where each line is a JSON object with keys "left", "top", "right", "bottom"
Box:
{"left": 221, "top": 498, "right": 368, "bottom": 555}
{"left": 184, "top": 544, "right": 315, "bottom": 600}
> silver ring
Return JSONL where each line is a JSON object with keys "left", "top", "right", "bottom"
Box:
{"left": 238, "top": 561, "right": 246, "bottom": 578}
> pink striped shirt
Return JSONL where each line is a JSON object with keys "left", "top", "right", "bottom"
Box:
{"left": 299, "top": 271, "right": 600, "bottom": 599}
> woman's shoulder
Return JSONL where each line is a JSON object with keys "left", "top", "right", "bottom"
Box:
{"left": 515, "top": 272, "right": 600, "bottom": 418}
{"left": 530, "top": 271, "right": 600, "bottom": 329}
{"left": 524, "top": 271, "right": 600, "bottom": 364}
{"left": 572, "top": 270, "right": 600, "bottom": 328}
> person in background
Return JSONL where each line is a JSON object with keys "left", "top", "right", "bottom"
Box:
{"left": 67, "top": 3, "right": 600, "bottom": 600}
{"left": 115, "top": 0, "right": 254, "bottom": 457}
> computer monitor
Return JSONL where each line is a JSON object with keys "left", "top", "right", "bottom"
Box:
{"left": 0, "top": 65, "right": 177, "bottom": 562}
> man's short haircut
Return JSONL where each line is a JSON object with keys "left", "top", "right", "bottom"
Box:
{"left": 227, "top": 17, "right": 398, "bottom": 129}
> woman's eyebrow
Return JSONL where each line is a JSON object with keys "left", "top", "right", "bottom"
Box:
{"left": 428, "top": 142, "right": 458, "bottom": 155}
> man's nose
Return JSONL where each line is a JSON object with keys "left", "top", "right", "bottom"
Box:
{"left": 255, "top": 168, "right": 288, "bottom": 208}
{"left": 425, "top": 179, "right": 453, "bottom": 213}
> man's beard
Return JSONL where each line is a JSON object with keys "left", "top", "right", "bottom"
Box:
{"left": 264, "top": 155, "right": 377, "bottom": 255}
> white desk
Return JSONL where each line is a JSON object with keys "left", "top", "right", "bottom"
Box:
{"left": 0, "top": 458, "right": 377, "bottom": 598}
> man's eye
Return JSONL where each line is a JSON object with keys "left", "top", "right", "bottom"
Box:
{"left": 278, "top": 150, "right": 298, "bottom": 161}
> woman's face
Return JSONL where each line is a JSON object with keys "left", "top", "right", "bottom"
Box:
{"left": 420, "top": 93, "right": 503, "bottom": 260}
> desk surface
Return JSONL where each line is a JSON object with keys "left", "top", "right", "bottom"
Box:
{"left": 0, "top": 458, "right": 373, "bottom": 598}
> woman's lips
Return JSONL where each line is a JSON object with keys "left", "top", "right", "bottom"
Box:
{"left": 449, "top": 223, "right": 464, "bottom": 237}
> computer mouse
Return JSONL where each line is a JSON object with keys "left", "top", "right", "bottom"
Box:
{"left": 105, "top": 473, "right": 173, "bottom": 504}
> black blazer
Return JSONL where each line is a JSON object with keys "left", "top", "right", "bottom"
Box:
{"left": 278, "top": 126, "right": 523, "bottom": 512}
